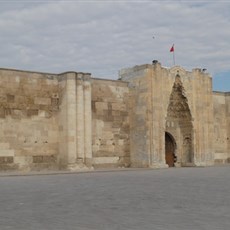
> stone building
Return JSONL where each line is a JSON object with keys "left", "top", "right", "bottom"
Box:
{"left": 0, "top": 62, "right": 229, "bottom": 171}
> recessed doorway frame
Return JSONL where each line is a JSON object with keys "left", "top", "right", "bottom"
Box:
{"left": 165, "top": 132, "right": 177, "bottom": 167}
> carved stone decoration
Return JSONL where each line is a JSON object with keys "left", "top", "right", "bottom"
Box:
{"left": 183, "top": 136, "right": 192, "bottom": 163}
{"left": 169, "top": 66, "right": 187, "bottom": 76}
{"left": 166, "top": 74, "right": 194, "bottom": 165}
{"left": 167, "top": 75, "right": 192, "bottom": 120}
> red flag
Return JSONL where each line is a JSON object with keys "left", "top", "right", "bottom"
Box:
{"left": 170, "top": 45, "right": 174, "bottom": 52}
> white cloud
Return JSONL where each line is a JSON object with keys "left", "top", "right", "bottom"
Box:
{"left": 0, "top": 1, "right": 229, "bottom": 79}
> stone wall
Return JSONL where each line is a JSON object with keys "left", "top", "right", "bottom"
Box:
{"left": 91, "top": 79, "right": 130, "bottom": 168}
{"left": 227, "top": 93, "right": 230, "bottom": 160}
{"left": 0, "top": 69, "right": 60, "bottom": 170}
{"left": 119, "top": 65, "right": 153, "bottom": 167}
{"left": 0, "top": 65, "right": 229, "bottom": 172}
{"left": 213, "top": 92, "right": 229, "bottom": 163}
{"left": 183, "top": 68, "right": 214, "bottom": 166}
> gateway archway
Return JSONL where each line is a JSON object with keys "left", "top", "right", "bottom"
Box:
{"left": 165, "top": 74, "right": 194, "bottom": 166}
{"left": 165, "top": 132, "right": 176, "bottom": 167}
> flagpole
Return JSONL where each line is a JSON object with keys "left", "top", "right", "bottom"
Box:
{"left": 173, "top": 50, "right": 175, "bottom": 66}
{"left": 170, "top": 44, "right": 176, "bottom": 66}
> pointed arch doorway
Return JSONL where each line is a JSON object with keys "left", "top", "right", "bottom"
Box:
{"left": 165, "top": 132, "right": 176, "bottom": 167}
{"left": 165, "top": 74, "right": 194, "bottom": 167}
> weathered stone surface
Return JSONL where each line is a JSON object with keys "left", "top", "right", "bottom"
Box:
{"left": 0, "top": 63, "right": 229, "bottom": 171}
{"left": 91, "top": 79, "right": 130, "bottom": 168}
{"left": 213, "top": 92, "right": 230, "bottom": 163}
{"left": 0, "top": 69, "right": 60, "bottom": 171}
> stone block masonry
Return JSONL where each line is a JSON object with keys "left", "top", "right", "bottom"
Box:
{"left": 213, "top": 92, "right": 230, "bottom": 163}
{"left": 0, "top": 62, "right": 229, "bottom": 172}
{"left": 0, "top": 68, "right": 60, "bottom": 170}
{"left": 91, "top": 79, "right": 130, "bottom": 168}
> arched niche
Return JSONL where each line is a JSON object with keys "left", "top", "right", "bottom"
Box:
{"left": 165, "top": 74, "right": 194, "bottom": 166}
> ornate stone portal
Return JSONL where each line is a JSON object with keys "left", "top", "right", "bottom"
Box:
{"left": 166, "top": 74, "right": 194, "bottom": 167}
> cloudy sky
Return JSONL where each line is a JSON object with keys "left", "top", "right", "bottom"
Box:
{"left": 0, "top": 0, "right": 230, "bottom": 91}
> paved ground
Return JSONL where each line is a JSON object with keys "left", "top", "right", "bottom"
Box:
{"left": 0, "top": 166, "right": 230, "bottom": 230}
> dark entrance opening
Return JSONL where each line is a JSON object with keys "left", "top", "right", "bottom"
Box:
{"left": 165, "top": 132, "right": 176, "bottom": 167}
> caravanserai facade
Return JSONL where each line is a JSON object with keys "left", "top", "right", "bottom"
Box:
{"left": 0, "top": 62, "right": 229, "bottom": 171}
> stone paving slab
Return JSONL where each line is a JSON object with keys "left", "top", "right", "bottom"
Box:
{"left": 0, "top": 167, "right": 157, "bottom": 177}
{"left": 0, "top": 166, "right": 230, "bottom": 230}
